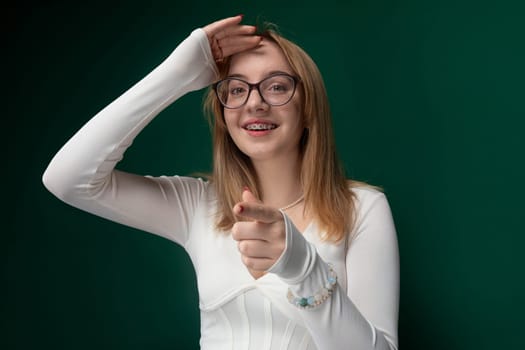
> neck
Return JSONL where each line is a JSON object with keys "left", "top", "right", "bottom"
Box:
{"left": 251, "top": 153, "right": 303, "bottom": 209}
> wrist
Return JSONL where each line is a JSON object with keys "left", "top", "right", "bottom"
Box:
{"left": 268, "top": 211, "right": 316, "bottom": 284}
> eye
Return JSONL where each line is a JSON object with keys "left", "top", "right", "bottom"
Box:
{"left": 268, "top": 83, "right": 288, "bottom": 92}
{"left": 263, "top": 75, "right": 294, "bottom": 94}
{"left": 230, "top": 87, "right": 246, "bottom": 95}
{"left": 266, "top": 81, "right": 292, "bottom": 95}
{"left": 227, "top": 81, "right": 248, "bottom": 96}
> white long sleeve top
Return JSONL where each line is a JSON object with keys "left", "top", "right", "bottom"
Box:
{"left": 42, "top": 28, "right": 400, "bottom": 350}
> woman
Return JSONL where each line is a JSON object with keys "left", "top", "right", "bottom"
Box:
{"left": 43, "top": 15, "right": 399, "bottom": 350}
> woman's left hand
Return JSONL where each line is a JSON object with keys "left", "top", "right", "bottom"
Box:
{"left": 232, "top": 190, "right": 286, "bottom": 272}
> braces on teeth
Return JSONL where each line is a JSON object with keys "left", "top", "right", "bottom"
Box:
{"left": 246, "top": 123, "right": 277, "bottom": 130}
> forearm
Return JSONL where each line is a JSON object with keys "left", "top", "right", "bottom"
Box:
{"left": 42, "top": 28, "right": 217, "bottom": 202}
{"left": 41, "top": 28, "right": 216, "bottom": 242}
{"left": 280, "top": 252, "right": 397, "bottom": 349}
{"left": 269, "top": 193, "right": 399, "bottom": 350}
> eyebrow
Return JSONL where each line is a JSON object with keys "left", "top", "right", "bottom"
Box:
{"left": 227, "top": 70, "right": 293, "bottom": 80}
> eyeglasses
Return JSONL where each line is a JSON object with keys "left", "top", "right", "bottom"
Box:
{"left": 214, "top": 73, "right": 299, "bottom": 109}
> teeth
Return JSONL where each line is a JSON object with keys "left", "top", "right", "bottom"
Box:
{"left": 245, "top": 123, "right": 277, "bottom": 130}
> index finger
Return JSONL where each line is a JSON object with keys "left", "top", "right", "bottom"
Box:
{"left": 234, "top": 202, "right": 284, "bottom": 224}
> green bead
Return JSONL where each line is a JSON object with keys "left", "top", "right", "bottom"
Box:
{"left": 299, "top": 298, "right": 308, "bottom": 307}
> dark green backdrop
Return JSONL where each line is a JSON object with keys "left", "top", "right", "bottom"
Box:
{"left": 6, "top": 1, "right": 525, "bottom": 349}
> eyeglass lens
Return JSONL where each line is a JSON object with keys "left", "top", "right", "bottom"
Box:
{"left": 216, "top": 74, "right": 296, "bottom": 109}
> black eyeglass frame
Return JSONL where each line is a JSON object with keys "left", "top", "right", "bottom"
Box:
{"left": 213, "top": 73, "right": 300, "bottom": 109}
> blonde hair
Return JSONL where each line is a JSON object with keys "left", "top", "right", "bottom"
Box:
{"left": 203, "top": 28, "right": 363, "bottom": 242}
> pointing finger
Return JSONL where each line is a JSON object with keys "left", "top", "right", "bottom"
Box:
{"left": 235, "top": 201, "right": 283, "bottom": 224}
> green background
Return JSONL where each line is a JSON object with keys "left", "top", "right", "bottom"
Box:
{"left": 6, "top": 0, "right": 525, "bottom": 349}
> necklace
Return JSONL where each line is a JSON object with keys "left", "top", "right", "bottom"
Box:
{"left": 279, "top": 194, "right": 305, "bottom": 211}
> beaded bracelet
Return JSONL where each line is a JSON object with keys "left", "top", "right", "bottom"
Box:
{"left": 287, "top": 264, "right": 337, "bottom": 309}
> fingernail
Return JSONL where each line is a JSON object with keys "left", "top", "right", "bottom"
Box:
{"left": 238, "top": 205, "right": 244, "bottom": 213}
{"left": 243, "top": 186, "right": 250, "bottom": 192}
{"left": 238, "top": 14, "right": 244, "bottom": 19}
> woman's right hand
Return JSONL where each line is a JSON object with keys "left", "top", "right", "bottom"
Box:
{"left": 203, "top": 15, "right": 262, "bottom": 63}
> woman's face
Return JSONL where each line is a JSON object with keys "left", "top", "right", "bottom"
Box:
{"left": 223, "top": 39, "right": 304, "bottom": 163}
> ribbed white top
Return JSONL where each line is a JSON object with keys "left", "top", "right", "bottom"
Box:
{"left": 201, "top": 288, "right": 315, "bottom": 350}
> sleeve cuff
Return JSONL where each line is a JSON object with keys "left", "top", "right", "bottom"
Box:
{"left": 268, "top": 211, "right": 317, "bottom": 284}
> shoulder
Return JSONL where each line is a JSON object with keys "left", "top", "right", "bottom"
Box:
{"left": 351, "top": 185, "right": 387, "bottom": 206}
{"left": 349, "top": 185, "right": 395, "bottom": 239}
{"left": 148, "top": 175, "right": 216, "bottom": 200}
{"left": 166, "top": 175, "right": 210, "bottom": 188}
{"left": 149, "top": 174, "right": 209, "bottom": 188}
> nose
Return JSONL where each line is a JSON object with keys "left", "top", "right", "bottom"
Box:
{"left": 245, "top": 86, "right": 267, "bottom": 110}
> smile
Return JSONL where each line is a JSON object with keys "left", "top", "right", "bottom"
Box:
{"left": 243, "top": 123, "right": 278, "bottom": 131}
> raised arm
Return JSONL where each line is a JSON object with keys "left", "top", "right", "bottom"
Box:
{"left": 42, "top": 16, "right": 261, "bottom": 245}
